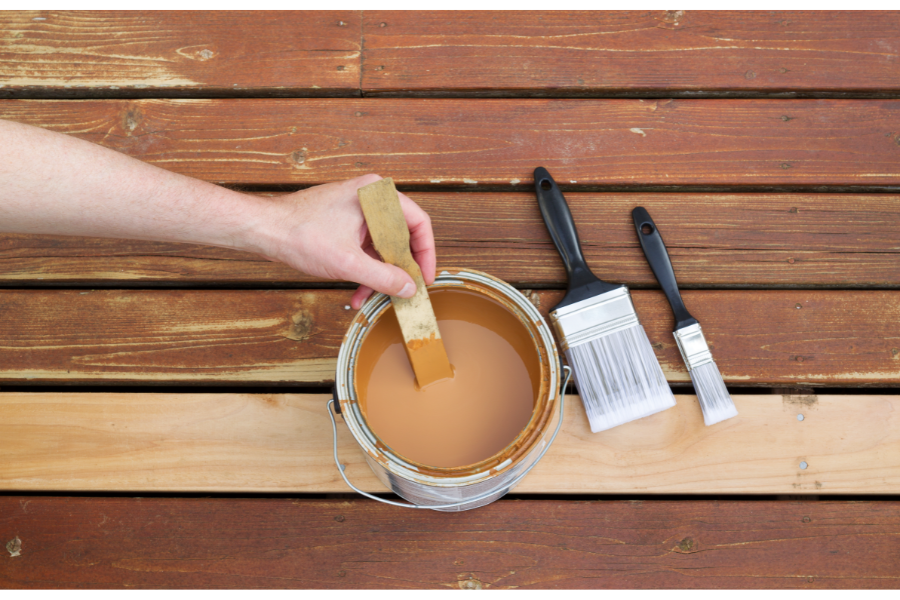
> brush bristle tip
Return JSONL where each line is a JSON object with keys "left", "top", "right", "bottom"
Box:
{"left": 690, "top": 361, "right": 739, "bottom": 427}
{"left": 567, "top": 324, "right": 676, "bottom": 432}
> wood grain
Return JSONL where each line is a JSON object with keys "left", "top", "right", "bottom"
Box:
{"left": 0, "top": 11, "right": 362, "bottom": 97}
{"left": 0, "top": 289, "right": 343, "bottom": 384}
{"left": 0, "top": 289, "right": 896, "bottom": 386}
{"left": 362, "top": 11, "right": 900, "bottom": 97}
{"left": 1, "top": 392, "right": 899, "bottom": 494}
{"left": 0, "top": 14, "right": 894, "bottom": 591}
{"left": 3, "top": 497, "right": 899, "bottom": 588}
{"left": 1, "top": 192, "right": 898, "bottom": 288}
{"left": 4, "top": 11, "right": 899, "bottom": 100}
{"left": 2, "top": 98, "right": 900, "bottom": 187}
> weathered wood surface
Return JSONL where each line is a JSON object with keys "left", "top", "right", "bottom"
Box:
{"left": 3, "top": 497, "right": 899, "bottom": 589}
{"left": 5, "top": 11, "right": 899, "bottom": 100}
{"left": 0, "top": 192, "right": 897, "bottom": 287}
{"left": 0, "top": 289, "right": 895, "bottom": 386}
{"left": 2, "top": 99, "right": 900, "bottom": 187}
{"left": 0, "top": 10, "right": 897, "bottom": 592}
{"left": 1, "top": 392, "right": 898, "bottom": 493}
{"left": 0, "top": 11, "right": 362, "bottom": 97}
{"left": 0, "top": 289, "right": 341, "bottom": 384}
{"left": 363, "top": 11, "right": 900, "bottom": 97}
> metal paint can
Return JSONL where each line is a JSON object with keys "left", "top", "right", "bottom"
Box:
{"left": 330, "top": 268, "right": 566, "bottom": 512}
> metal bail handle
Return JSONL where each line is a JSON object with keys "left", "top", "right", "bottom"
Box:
{"left": 326, "top": 364, "right": 572, "bottom": 510}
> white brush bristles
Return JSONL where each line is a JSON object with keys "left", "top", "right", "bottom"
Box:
{"left": 566, "top": 323, "right": 676, "bottom": 433}
{"left": 689, "top": 361, "right": 738, "bottom": 426}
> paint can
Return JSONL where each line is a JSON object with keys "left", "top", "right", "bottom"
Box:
{"left": 328, "top": 268, "right": 570, "bottom": 512}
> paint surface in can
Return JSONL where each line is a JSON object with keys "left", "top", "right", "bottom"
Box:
{"left": 355, "top": 288, "right": 541, "bottom": 468}
{"left": 336, "top": 269, "right": 560, "bottom": 511}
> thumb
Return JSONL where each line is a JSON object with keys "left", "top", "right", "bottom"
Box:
{"left": 350, "top": 252, "right": 417, "bottom": 299}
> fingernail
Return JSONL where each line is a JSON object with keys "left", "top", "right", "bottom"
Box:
{"left": 398, "top": 282, "right": 416, "bottom": 298}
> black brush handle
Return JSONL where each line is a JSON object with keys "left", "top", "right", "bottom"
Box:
{"left": 632, "top": 207, "right": 698, "bottom": 331}
{"left": 534, "top": 167, "right": 618, "bottom": 307}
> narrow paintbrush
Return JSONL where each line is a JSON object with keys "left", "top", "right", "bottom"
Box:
{"left": 534, "top": 168, "right": 676, "bottom": 432}
{"left": 632, "top": 207, "right": 738, "bottom": 426}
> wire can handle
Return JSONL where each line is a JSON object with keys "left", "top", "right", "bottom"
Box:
{"left": 326, "top": 364, "right": 571, "bottom": 510}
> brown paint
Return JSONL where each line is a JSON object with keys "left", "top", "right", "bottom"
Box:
{"left": 355, "top": 288, "right": 541, "bottom": 468}
{"left": 404, "top": 334, "right": 454, "bottom": 390}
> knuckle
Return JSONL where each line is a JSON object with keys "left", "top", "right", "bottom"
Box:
{"left": 332, "top": 252, "right": 360, "bottom": 279}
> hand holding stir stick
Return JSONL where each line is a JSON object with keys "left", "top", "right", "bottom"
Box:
{"left": 358, "top": 178, "right": 454, "bottom": 389}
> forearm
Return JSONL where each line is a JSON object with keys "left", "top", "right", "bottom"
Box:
{"left": 0, "top": 118, "right": 434, "bottom": 308}
{"left": 0, "top": 119, "right": 268, "bottom": 254}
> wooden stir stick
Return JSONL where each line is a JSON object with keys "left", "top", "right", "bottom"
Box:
{"left": 357, "top": 177, "right": 454, "bottom": 388}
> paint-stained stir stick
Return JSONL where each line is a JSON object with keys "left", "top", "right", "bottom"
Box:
{"left": 358, "top": 177, "right": 454, "bottom": 389}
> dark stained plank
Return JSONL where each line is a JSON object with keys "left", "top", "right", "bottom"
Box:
{"left": 0, "top": 289, "right": 345, "bottom": 384}
{"left": 2, "top": 98, "right": 900, "bottom": 187}
{"left": 0, "top": 11, "right": 362, "bottom": 97}
{"left": 362, "top": 11, "right": 900, "bottom": 97}
{"left": 0, "top": 192, "right": 897, "bottom": 288}
{"left": 426, "top": 192, "right": 900, "bottom": 288}
{"left": 0, "top": 289, "right": 895, "bottom": 386}
{"left": 2, "top": 497, "right": 899, "bottom": 588}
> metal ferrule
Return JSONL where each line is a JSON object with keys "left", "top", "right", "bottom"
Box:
{"left": 674, "top": 323, "right": 714, "bottom": 371}
{"left": 549, "top": 287, "right": 639, "bottom": 351}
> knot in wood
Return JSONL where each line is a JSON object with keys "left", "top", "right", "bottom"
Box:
{"left": 676, "top": 537, "right": 695, "bottom": 552}
{"left": 459, "top": 578, "right": 482, "bottom": 590}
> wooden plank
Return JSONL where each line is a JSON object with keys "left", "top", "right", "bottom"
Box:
{"left": 0, "top": 192, "right": 897, "bottom": 287}
{"left": 2, "top": 497, "right": 899, "bottom": 589}
{"left": 0, "top": 11, "right": 362, "bottom": 97}
{"left": 0, "top": 289, "right": 343, "bottom": 385}
{"left": 2, "top": 392, "right": 899, "bottom": 493}
{"left": 0, "top": 289, "right": 896, "bottom": 386}
{"left": 2, "top": 99, "right": 900, "bottom": 187}
{"left": 362, "top": 11, "right": 900, "bottom": 97}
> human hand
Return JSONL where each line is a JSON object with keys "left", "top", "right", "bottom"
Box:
{"left": 250, "top": 174, "right": 436, "bottom": 310}
{"left": 0, "top": 121, "right": 433, "bottom": 306}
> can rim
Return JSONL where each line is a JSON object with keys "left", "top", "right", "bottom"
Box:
{"left": 335, "top": 268, "right": 560, "bottom": 488}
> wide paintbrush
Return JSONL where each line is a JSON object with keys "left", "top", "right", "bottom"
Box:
{"left": 534, "top": 167, "right": 675, "bottom": 432}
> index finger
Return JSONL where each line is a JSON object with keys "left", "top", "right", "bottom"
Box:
{"left": 398, "top": 192, "right": 437, "bottom": 285}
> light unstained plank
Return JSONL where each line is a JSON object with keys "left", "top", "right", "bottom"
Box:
{"left": 1, "top": 192, "right": 898, "bottom": 288}
{"left": 1, "top": 392, "right": 898, "bottom": 494}
{"left": 0, "top": 289, "right": 896, "bottom": 386}
{"left": 362, "top": 11, "right": 900, "bottom": 96}
{"left": 2, "top": 497, "right": 898, "bottom": 589}
{"left": 0, "top": 11, "right": 361, "bottom": 97}
{"left": 2, "top": 99, "right": 900, "bottom": 187}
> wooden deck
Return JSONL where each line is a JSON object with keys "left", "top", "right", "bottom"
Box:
{"left": 1, "top": 11, "right": 899, "bottom": 588}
